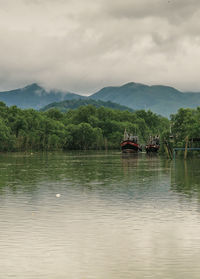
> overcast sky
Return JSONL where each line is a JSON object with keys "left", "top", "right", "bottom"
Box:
{"left": 0, "top": 0, "right": 200, "bottom": 94}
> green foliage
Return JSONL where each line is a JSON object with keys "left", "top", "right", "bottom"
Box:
{"left": 170, "top": 107, "right": 200, "bottom": 147}
{"left": 0, "top": 118, "right": 14, "bottom": 151}
{"left": 0, "top": 102, "right": 170, "bottom": 151}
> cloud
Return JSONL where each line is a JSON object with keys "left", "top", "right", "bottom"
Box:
{"left": 0, "top": 0, "right": 200, "bottom": 93}
{"left": 103, "top": 0, "right": 200, "bottom": 23}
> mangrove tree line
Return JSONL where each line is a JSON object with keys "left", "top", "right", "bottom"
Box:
{"left": 0, "top": 101, "right": 170, "bottom": 151}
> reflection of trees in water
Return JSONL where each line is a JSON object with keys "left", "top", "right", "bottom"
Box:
{"left": 171, "top": 159, "right": 200, "bottom": 198}
{"left": 0, "top": 153, "right": 56, "bottom": 196}
{"left": 0, "top": 151, "right": 126, "bottom": 194}
{"left": 0, "top": 152, "right": 173, "bottom": 200}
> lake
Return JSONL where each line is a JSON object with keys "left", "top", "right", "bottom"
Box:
{"left": 0, "top": 151, "right": 200, "bottom": 278}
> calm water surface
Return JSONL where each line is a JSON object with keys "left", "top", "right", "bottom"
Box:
{"left": 0, "top": 151, "right": 200, "bottom": 278}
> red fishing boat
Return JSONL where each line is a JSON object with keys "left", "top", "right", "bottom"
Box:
{"left": 145, "top": 135, "right": 160, "bottom": 153}
{"left": 121, "top": 130, "right": 142, "bottom": 153}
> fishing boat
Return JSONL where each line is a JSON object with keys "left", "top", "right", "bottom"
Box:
{"left": 145, "top": 135, "right": 160, "bottom": 153}
{"left": 121, "top": 129, "right": 142, "bottom": 153}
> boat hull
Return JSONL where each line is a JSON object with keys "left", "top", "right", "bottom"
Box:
{"left": 145, "top": 145, "right": 159, "bottom": 153}
{"left": 121, "top": 141, "right": 142, "bottom": 153}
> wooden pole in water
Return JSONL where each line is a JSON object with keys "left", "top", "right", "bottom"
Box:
{"left": 164, "top": 141, "right": 170, "bottom": 159}
{"left": 184, "top": 136, "right": 189, "bottom": 160}
{"left": 168, "top": 143, "right": 173, "bottom": 160}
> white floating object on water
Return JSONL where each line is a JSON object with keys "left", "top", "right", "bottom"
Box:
{"left": 56, "top": 194, "right": 61, "bottom": 198}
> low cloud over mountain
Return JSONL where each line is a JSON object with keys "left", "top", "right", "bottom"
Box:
{"left": 1, "top": 0, "right": 200, "bottom": 93}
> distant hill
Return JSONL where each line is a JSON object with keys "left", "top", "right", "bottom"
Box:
{"left": 1, "top": 82, "right": 200, "bottom": 116}
{"left": 0, "top": 83, "right": 85, "bottom": 109}
{"left": 40, "top": 98, "right": 134, "bottom": 112}
{"left": 90, "top": 82, "right": 200, "bottom": 117}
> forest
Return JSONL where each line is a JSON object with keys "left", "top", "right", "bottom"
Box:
{"left": 0, "top": 101, "right": 199, "bottom": 152}
{"left": 170, "top": 107, "right": 200, "bottom": 147}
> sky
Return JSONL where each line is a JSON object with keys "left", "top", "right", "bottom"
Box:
{"left": 0, "top": 0, "right": 200, "bottom": 94}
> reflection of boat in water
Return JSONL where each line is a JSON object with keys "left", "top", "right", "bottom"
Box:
{"left": 121, "top": 129, "right": 142, "bottom": 153}
{"left": 121, "top": 152, "right": 139, "bottom": 173}
{"left": 145, "top": 135, "right": 160, "bottom": 153}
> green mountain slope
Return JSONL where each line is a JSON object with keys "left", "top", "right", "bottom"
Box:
{"left": 0, "top": 83, "right": 85, "bottom": 109}
{"left": 90, "top": 82, "right": 200, "bottom": 116}
{"left": 40, "top": 98, "right": 134, "bottom": 112}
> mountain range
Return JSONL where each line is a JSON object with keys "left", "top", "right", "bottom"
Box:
{"left": 0, "top": 83, "right": 85, "bottom": 110}
{"left": 91, "top": 82, "right": 200, "bottom": 116}
{"left": 0, "top": 82, "right": 200, "bottom": 117}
